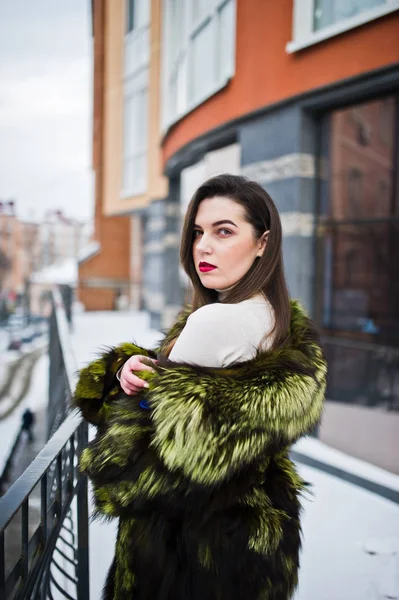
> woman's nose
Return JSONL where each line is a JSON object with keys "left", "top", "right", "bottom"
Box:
{"left": 196, "top": 235, "right": 212, "bottom": 254}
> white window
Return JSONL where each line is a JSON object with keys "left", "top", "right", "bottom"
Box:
{"left": 287, "top": 0, "right": 399, "bottom": 53}
{"left": 122, "top": 0, "right": 150, "bottom": 197}
{"left": 180, "top": 143, "right": 241, "bottom": 220}
{"left": 123, "top": 84, "right": 148, "bottom": 195}
{"left": 162, "top": 0, "right": 236, "bottom": 130}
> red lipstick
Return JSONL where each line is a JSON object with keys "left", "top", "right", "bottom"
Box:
{"left": 199, "top": 261, "right": 217, "bottom": 273}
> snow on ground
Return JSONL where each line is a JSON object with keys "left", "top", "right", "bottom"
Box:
{"left": 71, "top": 309, "right": 399, "bottom": 600}
{"left": 30, "top": 258, "right": 77, "bottom": 285}
{"left": 294, "top": 463, "right": 399, "bottom": 600}
{"left": 0, "top": 328, "right": 9, "bottom": 354}
{"left": 72, "top": 309, "right": 162, "bottom": 369}
{"left": 0, "top": 352, "right": 15, "bottom": 385}
{"left": 0, "top": 328, "right": 28, "bottom": 383}
{"left": 0, "top": 346, "right": 47, "bottom": 418}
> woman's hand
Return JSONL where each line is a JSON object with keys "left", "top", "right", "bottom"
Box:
{"left": 119, "top": 355, "right": 158, "bottom": 396}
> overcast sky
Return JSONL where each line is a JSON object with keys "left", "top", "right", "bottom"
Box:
{"left": 0, "top": 0, "right": 93, "bottom": 222}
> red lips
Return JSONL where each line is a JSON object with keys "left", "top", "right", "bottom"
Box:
{"left": 199, "top": 261, "right": 217, "bottom": 273}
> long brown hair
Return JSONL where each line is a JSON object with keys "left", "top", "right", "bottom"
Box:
{"left": 166, "top": 174, "right": 291, "bottom": 354}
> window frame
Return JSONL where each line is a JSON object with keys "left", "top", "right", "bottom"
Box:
{"left": 122, "top": 85, "right": 148, "bottom": 197}
{"left": 162, "top": 0, "right": 236, "bottom": 132}
{"left": 287, "top": 0, "right": 399, "bottom": 54}
{"left": 121, "top": 0, "right": 150, "bottom": 198}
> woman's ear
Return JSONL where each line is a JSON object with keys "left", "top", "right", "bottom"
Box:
{"left": 256, "top": 230, "right": 269, "bottom": 257}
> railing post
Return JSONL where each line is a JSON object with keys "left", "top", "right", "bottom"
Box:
{"left": 40, "top": 473, "right": 48, "bottom": 600}
{"left": 76, "top": 421, "right": 90, "bottom": 600}
{"left": 21, "top": 500, "right": 29, "bottom": 587}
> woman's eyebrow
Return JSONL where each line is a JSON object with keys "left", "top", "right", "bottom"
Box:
{"left": 194, "top": 219, "right": 238, "bottom": 228}
{"left": 212, "top": 219, "right": 238, "bottom": 227}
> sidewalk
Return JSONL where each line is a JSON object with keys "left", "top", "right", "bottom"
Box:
{"left": 72, "top": 309, "right": 161, "bottom": 600}
{"left": 71, "top": 309, "right": 399, "bottom": 600}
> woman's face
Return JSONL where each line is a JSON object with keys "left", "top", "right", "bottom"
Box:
{"left": 192, "top": 196, "right": 267, "bottom": 291}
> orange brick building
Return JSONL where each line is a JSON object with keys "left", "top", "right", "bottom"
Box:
{"left": 78, "top": 0, "right": 167, "bottom": 312}
{"left": 85, "top": 0, "right": 399, "bottom": 322}
{"left": 77, "top": 0, "right": 130, "bottom": 311}
{"left": 86, "top": 0, "right": 399, "bottom": 470}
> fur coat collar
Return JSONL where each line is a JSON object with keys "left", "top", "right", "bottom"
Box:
{"left": 73, "top": 299, "right": 327, "bottom": 600}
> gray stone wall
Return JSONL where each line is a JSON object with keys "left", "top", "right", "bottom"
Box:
{"left": 143, "top": 177, "right": 183, "bottom": 331}
{"left": 145, "top": 105, "right": 321, "bottom": 326}
{"left": 240, "top": 105, "right": 318, "bottom": 315}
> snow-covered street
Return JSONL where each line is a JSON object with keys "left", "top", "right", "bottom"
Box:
{"left": 0, "top": 339, "right": 48, "bottom": 476}
{"left": 70, "top": 308, "right": 399, "bottom": 600}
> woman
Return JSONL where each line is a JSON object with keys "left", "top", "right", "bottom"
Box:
{"left": 73, "top": 174, "right": 327, "bottom": 600}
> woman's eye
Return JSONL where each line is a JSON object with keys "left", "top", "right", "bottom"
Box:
{"left": 218, "top": 228, "right": 232, "bottom": 236}
{"left": 193, "top": 230, "right": 202, "bottom": 238}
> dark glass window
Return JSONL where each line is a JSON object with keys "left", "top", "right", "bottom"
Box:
{"left": 316, "top": 96, "right": 399, "bottom": 409}
{"left": 317, "top": 96, "right": 398, "bottom": 338}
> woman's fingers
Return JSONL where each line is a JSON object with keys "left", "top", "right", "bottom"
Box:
{"left": 128, "top": 355, "right": 157, "bottom": 370}
{"left": 118, "top": 355, "right": 158, "bottom": 395}
{"left": 120, "top": 371, "right": 149, "bottom": 395}
{"left": 126, "top": 372, "right": 150, "bottom": 388}
{"left": 136, "top": 358, "right": 157, "bottom": 372}
{"left": 120, "top": 380, "right": 143, "bottom": 395}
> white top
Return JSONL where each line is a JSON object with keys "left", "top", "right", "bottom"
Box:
{"left": 169, "top": 295, "right": 275, "bottom": 368}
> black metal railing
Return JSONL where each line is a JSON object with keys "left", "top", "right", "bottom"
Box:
{"left": 0, "top": 288, "right": 89, "bottom": 599}
{"left": 48, "top": 292, "right": 74, "bottom": 441}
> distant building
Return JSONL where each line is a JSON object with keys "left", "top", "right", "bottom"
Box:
{"left": 30, "top": 258, "right": 78, "bottom": 317}
{"left": 0, "top": 200, "right": 35, "bottom": 303}
{"left": 39, "top": 209, "right": 87, "bottom": 268}
{"left": 0, "top": 202, "right": 88, "bottom": 313}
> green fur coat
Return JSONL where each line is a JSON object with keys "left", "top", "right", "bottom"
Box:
{"left": 72, "top": 300, "right": 327, "bottom": 600}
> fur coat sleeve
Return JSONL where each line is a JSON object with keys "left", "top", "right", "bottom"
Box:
{"left": 72, "top": 300, "right": 326, "bottom": 520}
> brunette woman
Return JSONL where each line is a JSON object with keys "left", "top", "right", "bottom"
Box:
{"left": 73, "top": 174, "right": 326, "bottom": 600}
